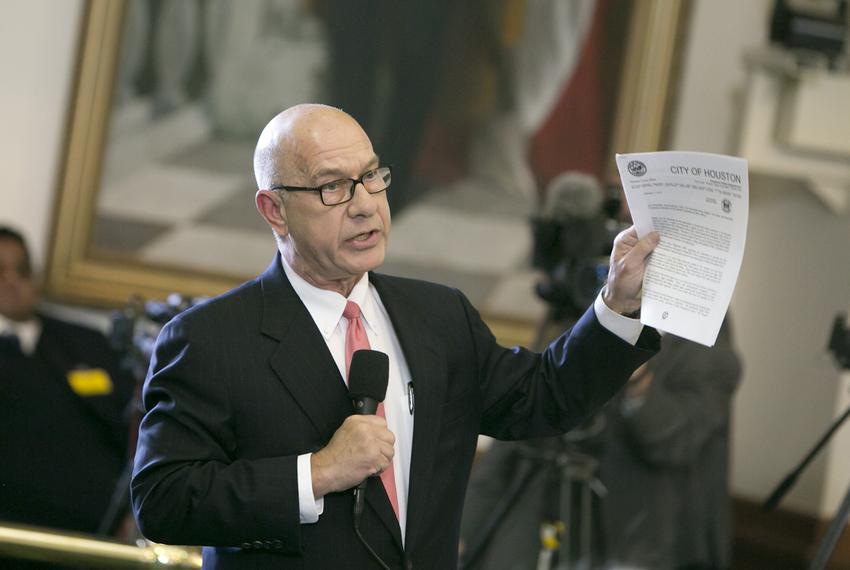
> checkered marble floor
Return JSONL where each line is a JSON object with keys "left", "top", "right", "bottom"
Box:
{"left": 93, "top": 103, "right": 548, "bottom": 323}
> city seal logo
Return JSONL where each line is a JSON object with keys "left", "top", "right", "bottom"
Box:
{"left": 627, "top": 160, "right": 647, "bottom": 177}
{"left": 722, "top": 198, "right": 732, "bottom": 213}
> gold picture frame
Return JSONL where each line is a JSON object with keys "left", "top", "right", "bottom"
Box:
{"left": 45, "top": 0, "right": 687, "bottom": 345}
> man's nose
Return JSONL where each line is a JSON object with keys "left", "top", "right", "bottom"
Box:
{"left": 348, "top": 182, "right": 379, "bottom": 211}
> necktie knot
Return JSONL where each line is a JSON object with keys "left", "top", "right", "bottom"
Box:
{"left": 343, "top": 300, "right": 362, "bottom": 320}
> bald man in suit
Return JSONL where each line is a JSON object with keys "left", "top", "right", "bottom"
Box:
{"left": 131, "top": 104, "right": 661, "bottom": 569}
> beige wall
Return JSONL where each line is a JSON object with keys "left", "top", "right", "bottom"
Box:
{"left": 3, "top": 0, "right": 849, "bottom": 517}
{"left": 0, "top": 0, "right": 84, "bottom": 271}
{"left": 672, "top": 0, "right": 850, "bottom": 517}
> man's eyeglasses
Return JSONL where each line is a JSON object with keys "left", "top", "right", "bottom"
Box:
{"left": 271, "top": 166, "right": 392, "bottom": 206}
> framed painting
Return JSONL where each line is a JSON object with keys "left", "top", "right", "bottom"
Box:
{"left": 46, "top": 0, "right": 688, "bottom": 346}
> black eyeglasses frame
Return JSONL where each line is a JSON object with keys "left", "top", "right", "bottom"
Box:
{"left": 269, "top": 165, "right": 392, "bottom": 206}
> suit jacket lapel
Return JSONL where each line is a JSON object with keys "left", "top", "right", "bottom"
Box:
{"left": 371, "top": 273, "right": 445, "bottom": 551}
{"left": 259, "top": 260, "right": 441, "bottom": 553}
{"left": 259, "top": 259, "right": 406, "bottom": 552}
{"left": 259, "top": 255, "right": 351, "bottom": 441}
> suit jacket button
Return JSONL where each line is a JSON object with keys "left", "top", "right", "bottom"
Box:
{"left": 253, "top": 541, "right": 264, "bottom": 549}
{"left": 241, "top": 542, "right": 251, "bottom": 549}
{"left": 273, "top": 539, "right": 283, "bottom": 549}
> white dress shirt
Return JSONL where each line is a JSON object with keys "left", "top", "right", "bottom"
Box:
{"left": 282, "top": 259, "right": 414, "bottom": 542}
{"left": 281, "top": 258, "right": 643, "bottom": 544}
{"left": 0, "top": 314, "right": 41, "bottom": 356}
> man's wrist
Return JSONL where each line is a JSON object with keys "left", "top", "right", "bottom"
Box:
{"left": 601, "top": 285, "right": 641, "bottom": 317}
{"left": 593, "top": 293, "right": 643, "bottom": 346}
{"left": 309, "top": 451, "right": 332, "bottom": 498}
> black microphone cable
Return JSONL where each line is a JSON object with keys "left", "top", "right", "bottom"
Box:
{"left": 348, "top": 349, "right": 393, "bottom": 570}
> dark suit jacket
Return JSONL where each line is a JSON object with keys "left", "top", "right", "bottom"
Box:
{"left": 131, "top": 255, "right": 659, "bottom": 569}
{"left": 0, "top": 316, "right": 133, "bottom": 534}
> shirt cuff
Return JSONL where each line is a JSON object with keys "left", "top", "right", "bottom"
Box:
{"left": 297, "top": 453, "right": 324, "bottom": 523}
{"left": 593, "top": 293, "right": 643, "bottom": 346}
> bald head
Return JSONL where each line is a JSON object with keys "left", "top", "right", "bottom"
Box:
{"left": 253, "top": 104, "right": 364, "bottom": 190}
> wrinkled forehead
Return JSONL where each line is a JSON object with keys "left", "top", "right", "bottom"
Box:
{"left": 286, "top": 113, "right": 375, "bottom": 177}
{"left": 294, "top": 110, "right": 369, "bottom": 150}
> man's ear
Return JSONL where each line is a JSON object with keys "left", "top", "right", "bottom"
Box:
{"left": 256, "top": 190, "right": 288, "bottom": 237}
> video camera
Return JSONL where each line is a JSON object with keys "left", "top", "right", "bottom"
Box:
{"left": 108, "top": 293, "right": 206, "bottom": 378}
{"left": 531, "top": 172, "right": 625, "bottom": 322}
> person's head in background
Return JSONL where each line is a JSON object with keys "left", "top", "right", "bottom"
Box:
{"left": 0, "top": 226, "right": 37, "bottom": 322}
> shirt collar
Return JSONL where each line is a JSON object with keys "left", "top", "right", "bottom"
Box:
{"left": 0, "top": 313, "right": 41, "bottom": 355}
{"left": 280, "top": 256, "right": 377, "bottom": 340}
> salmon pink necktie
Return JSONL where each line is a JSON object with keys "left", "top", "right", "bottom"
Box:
{"left": 343, "top": 301, "right": 400, "bottom": 520}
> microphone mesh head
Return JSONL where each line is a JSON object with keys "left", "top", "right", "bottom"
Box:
{"left": 348, "top": 350, "right": 389, "bottom": 401}
{"left": 543, "top": 171, "right": 603, "bottom": 220}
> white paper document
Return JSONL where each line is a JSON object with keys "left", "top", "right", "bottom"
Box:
{"left": 615, "top": 151, "right": 748, "bottom": 346}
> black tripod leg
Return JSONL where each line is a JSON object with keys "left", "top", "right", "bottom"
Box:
{"left": 809, "top": 479, "right": 850, "bottom": 570}
{"left": 96, "top": 459, "right": 133, "bottom": 536}
{"left": 460, "top": 458, "right": 539, "bottom": 570}
{"left": 765, "top": 403, "right": 850, "bottom": 511}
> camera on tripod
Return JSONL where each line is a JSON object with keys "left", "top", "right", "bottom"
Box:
{"left": 511, "top": 172, "right": 625, "bottom": 569}
{"left": 97, "top": 293, "right": 204, "bottom": 537}
{"left": 108, "top": 293, "right": 206, "bottom": 378}
{"left": 531, "top": 172, "right": 624, "bottom": 323}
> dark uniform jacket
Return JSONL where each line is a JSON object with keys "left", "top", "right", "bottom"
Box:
{"left": 1, "top": 315, "right": 134, "bottom": 534}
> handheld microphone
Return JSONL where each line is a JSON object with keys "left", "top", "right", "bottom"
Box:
{"left": 347, "top": 349, "right": 390, "bottom": 527}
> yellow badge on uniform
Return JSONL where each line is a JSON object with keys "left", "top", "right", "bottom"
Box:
{"left": 67, "top": 368, "right": 113, "bottom": 396}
